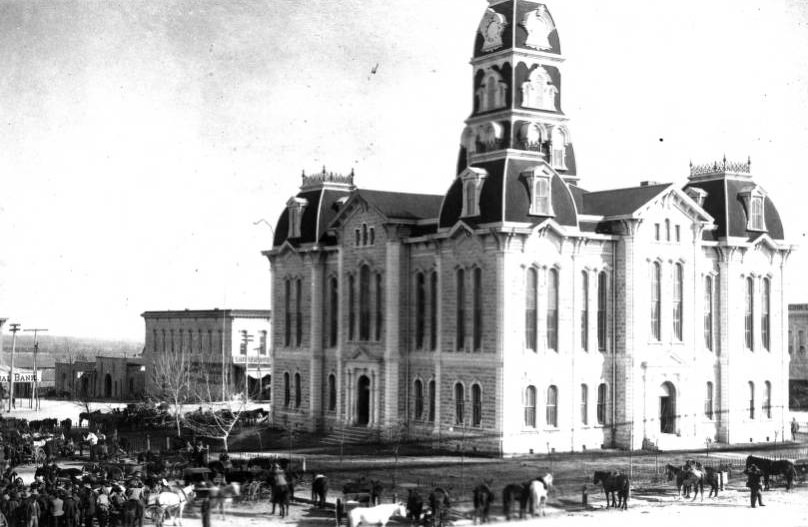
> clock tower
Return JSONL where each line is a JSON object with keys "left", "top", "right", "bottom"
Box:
{"left": 459, "top": 1, "right": 577, "bottom": 185}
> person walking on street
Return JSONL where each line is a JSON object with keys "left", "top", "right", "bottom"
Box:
{"left": 792, "top": 417, "right": 799, "bottom": 441}
{"left": 745, "top": 464, "right": 765, "bottom": 508}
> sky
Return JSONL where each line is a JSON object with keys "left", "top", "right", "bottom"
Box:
{"left": 1, "top": 0, "right": 808, "bottom": 341}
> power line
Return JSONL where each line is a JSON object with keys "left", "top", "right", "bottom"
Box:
{"left": 7, "top": 324, "right": 20, "bottom": 412}
{"left": 24, "top": 328, "right": 47, "bottom": 411}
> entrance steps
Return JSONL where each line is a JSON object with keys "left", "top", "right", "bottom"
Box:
{"left": 320, "top": 425, "right": 381, "bottom": 446}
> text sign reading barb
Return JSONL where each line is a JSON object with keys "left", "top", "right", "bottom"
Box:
{"left": 0, "top": 372, "right": 42, "bottom": 383}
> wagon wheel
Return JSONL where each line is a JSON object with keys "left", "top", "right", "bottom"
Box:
{"left": 144, "top": 505, "right": 164, "bottom": 525}
{"left": 34, "top": 448, "right": 46, "bottom": 465}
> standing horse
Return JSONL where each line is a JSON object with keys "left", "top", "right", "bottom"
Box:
{"left": 665, "top": 464, "right": 699, "bottom": 500}
{"left": 348, "top": 503, "right": 407, "bottom": 527}
{"left": 149, "top": 483, "right": 195, "bottom": 526}
{"left": 269, "top": 470, "right": 291, "bottom": 518}
{"left": 472, "top": 481, "right": 494, "bottom": 524}
{"left": 593, "top": 471, "right": 629, "bottom": 510}
{"left": 527, "top": 474, "right": 553, "bottom": 517}
{"left": 428, "top": 487, "right": 451, "bottom": 527}
{"left": 502, "top": 483, "right": 528, "bottom": 520}
{"left": 406, "top": 489, "right": 424, "bottom": 525}
{"left": 312, "top": 474, "right": 328, "bottom": 508}
{"left": 746, "top": 455, "right": 798, "bottom": 491}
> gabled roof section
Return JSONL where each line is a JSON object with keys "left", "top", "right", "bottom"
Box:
{"left": 581, "top": 183, "right": 671, "bottom": 217}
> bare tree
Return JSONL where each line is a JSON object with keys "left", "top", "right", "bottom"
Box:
{"left": 148, "top": 347, "right": 193, "bottom": 437}
{"left": 183, "top": 373, "right": 249, "bottom": 452}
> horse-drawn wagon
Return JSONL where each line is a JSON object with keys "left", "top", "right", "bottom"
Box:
{"left": 336, "top": 478, "right": 383, "bottom": 525}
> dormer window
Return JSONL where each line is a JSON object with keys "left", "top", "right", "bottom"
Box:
{"left": 550, "top": 127, "right": 567, "bottom": 170}
{"left": 459, "top": 167, "right": 489, "bottom": 218}
{"left": 685, "top": 187, "right": 708, "bottom": 208}
{"left": 739, "top": 186, "right": 767, "bottom": 232}
{"left": 476, "top": 68, "right": 507, "bottom": 112}
{"left": 521, "top": 67, "right": 558, "bottom": 111}
{"left": 286, "top": 197, "right": 309, "bottom": 239}
{"left": 522, "top": 166, "right": 555, "bottom": 217}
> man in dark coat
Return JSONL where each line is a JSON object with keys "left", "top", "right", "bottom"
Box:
{"left": 745, "top": 464, "right": 765, "bottom": 508}
{"left": 61, "top": 493, "right": 76, "bottom": 527}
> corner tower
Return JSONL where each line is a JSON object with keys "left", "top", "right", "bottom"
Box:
{"left": 459, "top": 1, "right": 577, "bottom": 184}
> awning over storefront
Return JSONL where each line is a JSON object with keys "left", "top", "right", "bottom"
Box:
{"left": 246, "top": 369, "right": 271, "bottom": 380}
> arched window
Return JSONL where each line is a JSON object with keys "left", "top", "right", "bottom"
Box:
{"left": 359, "top": 265, "right": 371, "bottom": 340}
{"left": 547, "top": 269, "right": 559, "bottom": 351}
{"left": 362, "top": 224, "right": 368, "bottom": 246}
{"left": 328, "top": 374, "right": 336, "bottom": 412}
{"left": 597, "top": 272, "right": 608, "bottom": 351}
{"left": 546, "top": 385, "right": 558, "bottom": 427}
{"left": 348, "top": 275, "right": 356, "bottom": 341}
{"left": 526, "top": 268, "right": 538, "bottom": 351}
{"left": 597, "top": 383, "right": 607, "bottom": 425}
{"left": 472, "top": 384, "right": 482, "bottom": 427}
{"left": 581, "top": 384, "right": 589, "bottom": 425}
{"left": 415, "top": 272, "right": 426, "bottom": 349}
{"left": 473, "top": 268, "right": 483, "bottom": 351}
{"left": 764, "top": 381, "right": 772, "bottom": 419}
{"left": 660, "top": 382, "right": 676, "bottom": 433}
{"left": 430, "top": 271, "right": 438, "bottom": 350}
{"left": 581, "top": 272, "right": 589, "bottom": 351}
{"left": 749, "top": 381, "right": 755, "bottom": 419}
{"left": 428, "top": 380, "right": 436, "bottom": 422}
{"left": 375, "top": 272, "right": 384, "bottom": 341}
{"left": 454, "top": 383, "right": 465, "bottom": 425}
{"left": 295, "top": 279, "right": 303, "bottom": 347}
{"left": 673, "top": 263, "right": 683, "bottom": 341}
{"left": 283, "top": 372, "right": 291, "bottom": 408}
{"left": 414, "top": 380, "right": 424, "bottom": 420}
{"left": 745, "top": 277, "right": 754, "bottom": 350}
{"left": 456, "top": 269, "right": 466, "bottom": 351}
{"left": 704, "top": 276, "right": 713, "bottom": 351}
{"left": 524, "top": 386, "right": 537, "bottom": 428}
{"left": 329, "top": 277, "right": 339, "bottom": 347}
{"left": 762, "top": 278, "right": 770, "bottom": 351}
{"left": 294, "top": 373, "right": 302, "bottom": 409}
{"left": 705, "top": 382, "right": 714, "bottom": 420}
{"left": 651, "top": 262, "right": 661, "bottom": 341}
{"left": 152, "top": 330, "right": 158, "bottom": 353}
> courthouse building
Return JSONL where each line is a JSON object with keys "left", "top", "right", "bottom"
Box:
{"left": 264, "top": 1, "right": 792, "bottom": 453}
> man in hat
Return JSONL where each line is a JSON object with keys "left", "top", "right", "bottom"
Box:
{"left": 50, "top": 491, "right": 64, "bottom": 527}
{"left": 744, "top": 463, "right": 765, "bottom": 508}
{"left": 61, "top": 491, "right": 76, "bottom": 527}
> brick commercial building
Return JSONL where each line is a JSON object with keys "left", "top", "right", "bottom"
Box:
{"left": 788, "top": 304, "right": 808, "bottom": 409}
{"left": 55, "top": 356, "right": 146, "bottom": 401}
{"left": 141, "top": 309, "right": 272, "bottom": 401}
{"left": 263, "top": 1, "right": 793, "bottom": 453}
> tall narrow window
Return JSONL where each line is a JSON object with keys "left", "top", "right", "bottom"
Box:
{"left": 764, "top": 381, "right": 772, "bottom": 419}
{"left": 428, "top": 380, "right": 436, "bottom": 422}
{"left": 454, "top": 383, "right": 465, "bottom": 425}
{"left": 329, "top": 277, "right": 338, "bottom": 347}
{"left": 359, "top": 265, "right": 371, "bottom": 340}
{"left": 284, "top": 280, "right": 291, "bottom": 347}
{"left": 294, "top": 372, "right": 301, "bottom": 408}
{"left": 348, "top": 275, "right": 356, "bottom": 341}
{"left": 745, "top": 277, "right": 754, "bottom": 350}
{"left": 762, "top": 278, "right": 770, "bottom": 351}
{"left": 456, "top": 269, "right": 466, "bottom": 351}
{"left": 260, "top": 330, "right": 267, "bottom": 355}
{"left": 581, "top": 384, "right": 589, "bottom": 425}
{"left": 472, "top": 384, "right": 482, "bottom": 426}
{"left": 597, "top": 272, "right": 607, "bottom": 351}
{"left": 430, "top": 271, "right": 438, "bottom": 350}
{"left": 328, "top": 374, "right": 336, "bottom": 411}
{"left": 546, "top": 385, "right": 558, "bottom": 427}
{"left": 789, "top": 330, "right": 793, "bottom": 354}
{"left": 597, "top": 383, "right": 606, "bottom": 425}
{"left": 654, "top": 223, "right": 660, "bottom": 241}
{"left": 152, "top": 330, "right": 158, "bottom": 353}
{"left": 651, "top": 262, "right": 661, "bottom": 341}
{"left": 375, "top": 273, "right": 383, "bottom": 341}
{"left": 284, "top": 372, "right": 291, "bottom": 408}
{"left": 665, "top": 219, "right": 671, "bottom": 241}
{"left": 705, "top": 382, "right": 714, "bottom": 420}
{"left": 295, "top": 279, "right": 303, "bottom": 347}
{"left": 704, "top": 276, "right": 713, "bottom": 351}
{"left": 581, "top": 272, "right": 589, "bottom": 351}
{"left": 547, "top": 269, "right": 559, "bottom": 351}
{"left": 801, "top": 330, "right": 806, "bottom": 353}
{"left": 675, "top": 225, "right": 681, "bottom": 242}
{"left": 749, "top": 381, "right": 755, "bottom": 419}
{"left": 673, "top": 263, "right": 683, "bottom": 341}
{"left": 414, "top": 380, "right": 424, "bottom": 419}
{"left": 473, "top": 268, "right": 483, "bottom": 351}
{"left": 524, "top": 386, "right": 537, "bottom": 428}
{"left": 526, "top": 268, "right": 538, "bottom": 351}
{"left": 415, "top": 273, "right": 426, "bottom": 350}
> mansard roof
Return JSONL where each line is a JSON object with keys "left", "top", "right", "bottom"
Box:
{"left": 684, "top": 177, "right": 784, "bottom": 241}
{"left": 439, "top": 158, "right": 577, "bottom": 229}
{"left": 272, "top": 187, "right": 351, "bottom": 248}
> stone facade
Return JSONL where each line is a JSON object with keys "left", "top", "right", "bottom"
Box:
{"left": 263, "top": 1, "right": 793, "bottom": 453}
{"left": 141, "top": 309, "right": 272, "bottom": 401}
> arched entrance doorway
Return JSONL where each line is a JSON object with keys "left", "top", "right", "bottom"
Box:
{"left": 356, "top": 375, "right": 371, "bottom": 426}
{"left": 104, "top": 374, "right": 112, "bottom": 399}
{"left": 659, "top": 382, "right": 676, "bottom": 434}
{"left": 80, "top": 376, "right": 90, "bottom": 397}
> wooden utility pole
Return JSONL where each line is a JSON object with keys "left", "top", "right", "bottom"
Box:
{"left": 24, "top": 328, "right": 47, "bottom": 411}
{"left": 7, "top": 324, "right": 21, "bottom": 411}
